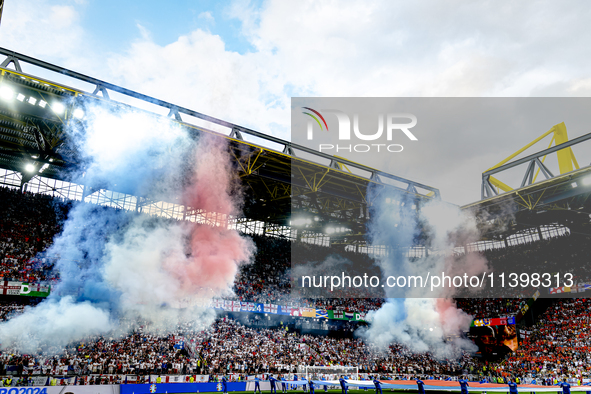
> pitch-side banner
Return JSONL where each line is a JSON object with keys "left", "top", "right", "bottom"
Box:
{"left": 0, "top": 281, "right": 50, "bottom": 297}
{"left": 209, "top": 299, "right": 367, "bottom": 322}
{"left": 121, "top": 382, "right": 247, "bottom": 394}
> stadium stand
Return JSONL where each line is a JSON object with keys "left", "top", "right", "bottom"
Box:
{"left": 0, "top": 187, "right": 64, "bottom": 283}
{"left": 455, "top": 299, "right": 525, "bottom": 320}
{"left": 1, "top": 186, "right": 591, "bottom": 386}
{"left": 0, "top": 302, "right": 25, "bottom": 322}
{"left": 504, "top": 298, "right": 591, "bottom": 380}
{"left": 0, "top": 314, "right": 477, "bottom": 380}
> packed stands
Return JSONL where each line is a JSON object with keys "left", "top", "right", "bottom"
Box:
{"left": 455, "top": 299, "right": 524, "bottom": 320}
{"left": 0, "top": 187, "right": 387, "bottom": 314}
{"left": 0, "top": 187, "right": 64, "bottom": 283}
{"left": 0, "top": 315, "right": 477, "bottom": 379}
{"left": 504, "top": 298, "right": 591, "bottom": 379}
{"left": 1, "top": 186, "right": 591, "bottom": 385}
{"left": 0, "top": 302, "right": 26, "bottom": 322}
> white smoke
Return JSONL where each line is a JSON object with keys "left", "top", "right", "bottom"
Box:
{"left": 0, "top": 297, "right": 112, "bottom": 354}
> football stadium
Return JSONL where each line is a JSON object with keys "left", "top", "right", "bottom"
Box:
{"left": 0, "top": 4, "right": 591, "bottom": 394}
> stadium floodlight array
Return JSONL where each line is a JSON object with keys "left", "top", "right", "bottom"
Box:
{"left": 298, "top": 365, "right": 359, "bottom": 381}
{"left": 0, "top": 82, "right": 70, "bottom": 116}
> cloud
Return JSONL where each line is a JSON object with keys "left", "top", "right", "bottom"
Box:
{"left": 105, "top": 28, "right": 288, "bottom": 139}
{"left": 198, "top": 11, "right": 215, "bottom": 24}
{"left": 48, "top": 5, "right": 77, "bottom": 28}
{"left": 0, "top": 0, "right": 89, "bottom": 70}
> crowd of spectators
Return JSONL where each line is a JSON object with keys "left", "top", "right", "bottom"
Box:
{"left": 0, "top": 187, "right": 64, "bottom": 283}
{"left": 233, "top": 235, "right": 386, "bottom": 312}
{"left": 482, "top": 234, "right": 591, "bottom": 294}
{"left": 0, "top": 302, "right": 26, "bottom": 322}
{"left": 2, "top": 186, "right": 591, "bottom": 384}
{"left": 1, "top": 321, "right": 194, "bottom": 377}
{"left": 233, "top": 235, "right": 291, "bottom": 304}
{"left": 455, "top": 299, "right": 525, "bottom": 320}
{"left": 0, "top": 314, "right": 477, "bottom": 379}
{"left": 482, "top": 235, "right": 591, "bottom": 284}
{"left": 501, "top": 298, "right": 591, "bottom": 380}
{"left": 0, "top": 187, "right": 387, "bottom": 313}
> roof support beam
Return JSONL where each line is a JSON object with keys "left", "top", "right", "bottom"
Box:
{"left": 0, "top": 47, "right": 440, "bottom": 200}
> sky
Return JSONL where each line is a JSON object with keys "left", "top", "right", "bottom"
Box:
{"left": 2, "top": 0, "right": 591, "bottom": 205}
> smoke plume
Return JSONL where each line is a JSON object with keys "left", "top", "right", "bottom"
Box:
{"left": 0, "top": 102, "right": 254, "bottom": 353}
{"left": 358, "top": 190, "right": 487, "bottom": 358}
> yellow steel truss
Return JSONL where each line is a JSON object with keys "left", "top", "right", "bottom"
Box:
{"left": 486, "top": 122, "right": 580, "bottom": 194}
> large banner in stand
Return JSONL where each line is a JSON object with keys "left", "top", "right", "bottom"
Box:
{"left": 548, "top": 282, "right": 591, "bottom": 294}
{"left": 0, "top": 281, "right": 51, "bottom": 297}
{"left": 210, "top": 300, "right": 367, "bottom": 322}
{"left": 470, "top": 316, "right": 516, "bottom": 327}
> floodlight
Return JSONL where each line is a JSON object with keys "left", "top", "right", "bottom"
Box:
{"left": 0, "top": 86, "right": 14, "bottom": 101}
{"left": 52, "top": 102, "right": 65, "bottom": 114}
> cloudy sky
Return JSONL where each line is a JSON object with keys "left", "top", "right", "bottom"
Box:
{"left": 2, "top": 0, "right": 591, "bottom": 205}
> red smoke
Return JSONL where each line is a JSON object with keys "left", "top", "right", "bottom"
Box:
{"left": 163, "top": 134, "right": 253, "bottom": 297}
{"left": 436, "top": 298, "right": 473, "bottom": 336}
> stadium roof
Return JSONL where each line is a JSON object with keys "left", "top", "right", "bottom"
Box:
{"left": 462, "top": 131, "right": 591, "bottom": 241}
{"left": 0, "top": 48, "right": 440, "bottom": 244}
